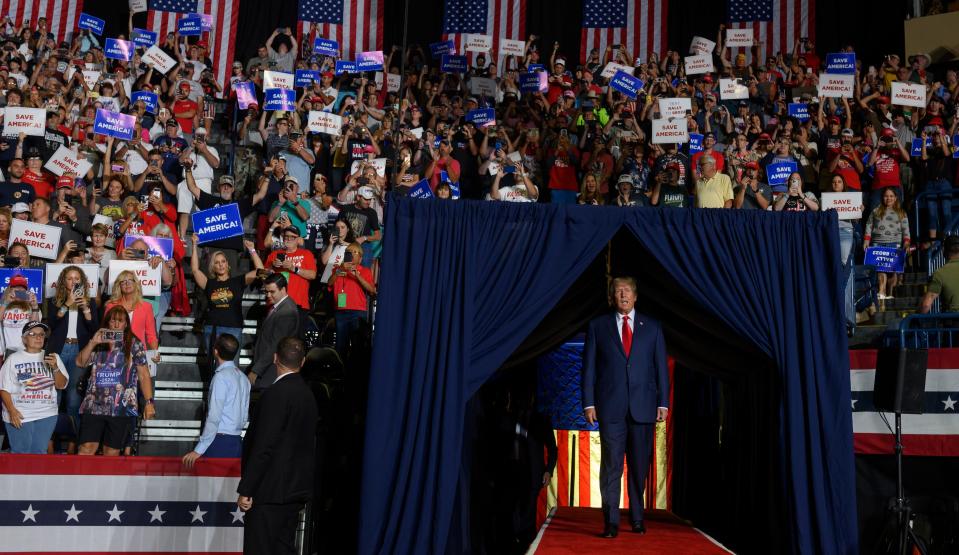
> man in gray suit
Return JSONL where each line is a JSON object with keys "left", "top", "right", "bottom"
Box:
{"left": 248, "top": 273, "right": 300, "bottom": 390}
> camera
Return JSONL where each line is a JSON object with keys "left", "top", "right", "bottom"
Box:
{"left": 128, "top": 248, "right": 147, "bottom": 260}
{"left": 3, "top": 255, "right": 19, "bottom": 267}
{"left": 343, "top": 250, "right": 354, "bottom": 263}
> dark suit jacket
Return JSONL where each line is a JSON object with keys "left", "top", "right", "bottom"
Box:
{"left": 238, "top": 372, "right": 318, "bottom": 504}
{"left": 249, "top": 295, "right": 300, "bottom": 388}
{"left": 581, "top": 311, "right": 669, "bottom": 423}
{"left": 45, "top": 298, "right": 99, "bottom": 353}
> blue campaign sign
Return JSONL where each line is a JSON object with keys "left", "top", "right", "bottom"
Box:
{"left": 78, "top": 13, "right": 104, "bottom": 35}
{"left": 519, "top": 72, "right": 547, "bottom": 93}
{"left": 954, "top": 135, "right": 959, "bottom": 159}
{"left": 465, "top": 108, "right": 495, "bottom": 127}
{"left": 430, "top": 40, "right": 454, "bottom": 58}
{"left": 234, "top": 81, "right": 256, "bottom": 109}
{"left": 295, "top": 69, "right": 321, "bottom": 87}
{"left": 825, "top": 52, "right": 856, "bottom": 75}
{"left": 132, "top": 28, "right": 158, "bottom": 48}
{"left": 177, "top": 16, "right": 202, "bottom": 36}
{"left": 609, "top": 70, "right": 643, "bottom": 100}
{"left": 93, "top": 109, "right": 135, "bottom": 141}
{"left": 131, "top": 91, "right": 158, "bottom": 113}
{"left": 334, "top": 60, "right": 356, "bottom": 75}
{"left": 0, "top": 268, "right": 44, "bottom": 299}
{"left": 263, "top": 88, "right": 296, "bottom": 111}
{"left": 439, "top": 171, "right": 461, "bottom": 199}
{"left": 911, "top": 138, "right": 922, "bottom": 157}
{"left": 865, "top": 246, "right": 904, "bottom": 273}
{"left": 104, "top": 38, "right": 133, "bottom": 61}
{"left": 441, "top": 54, "right": 467, "bottom": 73}
{"left": 528, "top": 63, "right": 545, "bottom": 72}
{"left": 788, "top": 103, "right": 810, "bottom": 121}
{"left": 191, "top": 204, "right": 244, "bottom": 244}
{"left": 356, "top": 51, "right": 384, "bottom": 72}
{"left": 408, "top": 179, "right": 434, "bottom": 199}
{"left": 689, "top": 133, "right": 703, "bottom": 153}
{"left": 313, "top": 38, "right": 339, "bottom": 57}
{"left": 766, "top": 160, "right": 798, "bottom": 187}
{"left": 189, "top": 13, "right": 213, "bottom": 32}
{"left": 124, "top": 235, "right": 174, "bottom": 260}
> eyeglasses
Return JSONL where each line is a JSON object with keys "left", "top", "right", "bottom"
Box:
{"left": 23, "top": 331, "right": 45, "bottom": 337}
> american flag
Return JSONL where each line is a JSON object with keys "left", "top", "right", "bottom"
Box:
{"left": 442, "top": 0, "right": 526, "bottom": 68}
{"left": 2, "top": 0, "right": 85, "bottom": 45}
{"left": 580, "top": 0, "right": 667, "bottom": 66}
{"left": 0, "top": 455, "right": 244, "bottom": 553}
{"left": 850, "top": 350, "right": 959, "bottom": 456}
{"left": 146, "top": 0, "right": 239, "bottom": 98}
{"left": 726, "top": 0, "right": 816, "bottom": 62}
{"left": 297, "top": 0, "right": 384, "bottom": 61}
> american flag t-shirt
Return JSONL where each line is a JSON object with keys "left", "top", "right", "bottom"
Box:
{"left": 442, "top": 0, "right": 526, "bottom": 69}
{"left": 726, "top": 0, "right": 816, "bottom": 62}
{"left": 297, "top": 0, "right": 384, "bottom": 62}
{"left": 580, "top": 0, "right": 667, "bottom": 66}
{"left": 1, "top": 0, "right": 85, "bottom": 45}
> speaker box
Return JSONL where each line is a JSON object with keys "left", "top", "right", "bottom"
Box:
{"left": 873, "top": 347, "right": 928, "bottom": 414}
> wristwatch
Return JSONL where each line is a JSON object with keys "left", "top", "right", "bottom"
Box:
{"left": 146, "top": 398, "right": 154, "bottom": 405}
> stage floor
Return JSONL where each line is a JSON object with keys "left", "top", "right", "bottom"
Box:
{"left": 529, "top": 507, "right": 733, "bottom": 554}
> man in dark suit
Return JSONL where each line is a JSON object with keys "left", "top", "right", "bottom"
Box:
{"left": 248, "top": 273, "right": 300, "bottom": 389}
{"left": 237, "top": 336, "right": 318, "bottom": 555}
{"left": 582, "top": 276, "right": 669, "bottom": 538}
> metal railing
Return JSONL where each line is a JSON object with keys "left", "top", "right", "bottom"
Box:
{"left": 890, "top": 313, "right": 959, "bottom": 349}
{"left": 910, "top": 189, "right": 959, "bottom": 246}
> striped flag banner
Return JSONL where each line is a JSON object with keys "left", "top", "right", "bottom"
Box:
{"left": 1, "top": 0, "right": 85, "bottom": 46}
{"left": 442, "top": 0, "right": 526, "bottom": 71}
{"left": 0, "top": 455, "right": 243, "bottom": 553}
{"left": 146, "top": 0, "right": 239, "bottom": 99}
{"left": 297, "top": 0, "right": 384, "bottom": 62}
{"left": 850, "top": 349, "right": 959, "bottom": 457}
{"left": 726, "top": 0, "right": 816, "bottom": 63}
{"left": 580, "top": 0, "right": 667, "bottom": 66}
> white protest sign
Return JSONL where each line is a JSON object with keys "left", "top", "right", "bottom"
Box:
{"left": 387, "top": 73, "right": 401, "bottom": 92}
{"left": 651, "top": 118, "right": 689, "bottom": 144}
{"left": 689, "top": 36, "right": 716, "bottom": 55}
{"left": 601, "top": 62, "right": 634, "bottom": 79}
{"left": 82, "top": 70, "right": 100, "bottom": 90}
{"left": 891, "top": 81, "right": 927, "bottom": 108}
{"left": 725, "top": 28, "right": 753, "bottom": 48}
{"left": 507, "top": 151, "right": 522, "bottom": 164}
{"left": 659, "top": 98, "right": 692, "bottom": 119}
{"left": 264, "top": 70, "right": 294, "bottom": 90}
{"left": 3, "top": 107, "right": 45, "bottom": 137}
{"left": 129, "top": 0, "right": 147, "bottom": 12}
{"left": 143, "top": 45, "right": 176, "bottom": 73}
{"left": 10, "top": 219, "right": 62, "bottom": 260}
{"left": 719, "top": 78, "right": 749, "bottom": 100}
{"left": 44, "top": 145, "right": 93, "bottom": 177}
{"left": 108, "top": 260, "right": 160, "bottom": 296}
{"left": 487, "top": 161, "right": 501, "bottom": 176}
{"left": 307, "top": 110, "right": 343, "bottom": 135}
{"left": 44, "top": 263, "right": 100, "bottom": 298}
{"left": 821, "top": 192, "right": 863, "bottom": 220}
{"left": 410, "top": 127, "right": 423, "bottom": 139}
{"left": 684, "top": 54, "right": 714, "bottom": 75}
{"left": 500, "top": 38, "right": 526, "bottom": 57}
{"left": 350, "top": 158, "right": 387, "bottom": 176}
{"left": 464, "top": 34, "right": 493, "bottom": 52}
{"left": 470, "top": 77, "right": 498, "bottom": 98}
{"left": 817, "top": 73, "right": 855, "bottom": 98}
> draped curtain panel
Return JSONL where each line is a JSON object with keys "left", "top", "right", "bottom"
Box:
{"left": 359, "top": 198, "right": 858, "bottom": 555}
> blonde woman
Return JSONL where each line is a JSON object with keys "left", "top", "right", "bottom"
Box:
{"left": 864, "top": 187, "right": 911, "bottom": 300}
{"left": 577, "top": 173, "right": 605, "bottom": 205}
{"left": 0, "top": 207, "right": 11, "bottom": 251}
{"left": 104, "top": 270, "right": 160, "bottom": 363}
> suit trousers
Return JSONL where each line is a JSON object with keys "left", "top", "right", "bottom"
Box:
{"left": 243, "top": 502, "right": 302, "bottom": 555}
{"left": 598, "top": 418, "right": 653, "bottom": 527}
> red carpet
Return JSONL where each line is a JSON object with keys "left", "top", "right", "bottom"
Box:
{"left": 530, "top": 507, "right": 733, "bottom": 554}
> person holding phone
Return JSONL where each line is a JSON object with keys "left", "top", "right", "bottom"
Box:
{"left": 328, "top": 242, "right": 375, "bottom": 356}
{"left": 0, "top": 274, "right": 41, "bottom": 356}
{"left": 269, "top": 176, "right": 311, "bottom": 238}
{"left": 104, "top": 270, "right": 160, "bottom": 365}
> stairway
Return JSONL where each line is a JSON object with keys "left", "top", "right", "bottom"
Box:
{"left": 849, "top": 271, "right": 928, "bottom": 348}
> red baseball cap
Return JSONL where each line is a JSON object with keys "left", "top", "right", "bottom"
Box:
{"left": 196, "top": 40, "right": 208, "bottom": 49}
{"left": 321, "top": 71, "right": 334, "bottom": 79}
{"left": 744, "top": 160, "right": 760, "bottom": 170}
{"left": 881, "top": 127, "right": 896, "bottom": 138}
{"left": 828, "top": 115, "right": 840, "bottom": 125}
{"left": 758, "top": 133, "right": 772, "bottom": 141}
{"left": 7, "top": 275, "right": 28, "bottom": 289}
{"left": 56, "top": 175, "right": 73, "bottom": 188}
{"left": 178, "top": 81, "right": 191, "bottom": 90}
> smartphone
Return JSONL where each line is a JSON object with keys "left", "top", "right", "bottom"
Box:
{"left": 73, "top": 285, "right": 84, "bottom": 296}
{"left": 111, "top": 164, "right": 123, "bottom": 172}
{"left": 3, "top": 255, "right": 19, "bottom": 267}
{"left": 276, "top": 252, "right": 286, "bottom": 262}
{"left": 12, "top": 289, "right": 28, "bottom": 301}
{"left": 151, "top": 187, "right": 162, "bottom": 199}
{"left": 102, "top": 330, "right": 124, "bottom": 344}
{"left": 342, "top": 250, "right": 353, "bottom": 263}
{"left": 129, "top": 248, "right": 146, "bottom": 260}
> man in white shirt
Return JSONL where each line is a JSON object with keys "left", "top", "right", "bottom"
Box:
{"left": 175, "top": 126, "right": 219, "bottom": 238}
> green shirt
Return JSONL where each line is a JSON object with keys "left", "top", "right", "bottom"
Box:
{"left": 928, "top": 259, "right": 959, "bottom": 311}
{"left": 270, "top": 199, "right": 311, "bottom": 237}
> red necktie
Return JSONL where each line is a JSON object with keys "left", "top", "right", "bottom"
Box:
{"left": 622, "top": 315, "right": 632, "bottom": 355}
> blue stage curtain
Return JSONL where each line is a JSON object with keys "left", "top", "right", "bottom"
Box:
{"left": 623, "top": 208, "right": 858, "bottom": 555}
{"left": 359, "top": 198, "right": 624, "bottom": 555}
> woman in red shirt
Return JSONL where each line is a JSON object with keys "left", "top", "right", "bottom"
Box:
{"left": 328, "top": 243, "right": 375, "bottom": 356}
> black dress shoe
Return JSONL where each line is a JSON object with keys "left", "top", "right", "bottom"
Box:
{"left": 602, "top": 524, "right": 619, "bottom": 538}
{"left": 631, "top": 521, "right": 646, "bottom": 534}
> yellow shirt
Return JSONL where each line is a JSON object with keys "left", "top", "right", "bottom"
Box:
{"left": 695, "top": 173, "right": 734, "bottom": 208}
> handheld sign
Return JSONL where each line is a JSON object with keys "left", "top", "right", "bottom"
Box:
{"left": 356, "top": 51, "right": 384, "bottom": 71}
{"left": 865, "top": 246, "right": 904, "bottom": 273}
{"left": 307, "top": 110, "right": 343, "bottom": 135}
{"left": 825, "top": 53, "right": 856, "bottom": 75}
{"left": 818, "top": 74, "right": 855, "bottom": 98}
{"left": 464, "top": 34, "right": 493, "bottom": 52}
{"left": 3, "top": 107, "right": 46, "bottom": 137}
{"left": 82, "top": 70, "right": 100, "bottom": 90}
{"left": 78, "top": 13, "right": 105, "bottom": 35}
{"left": 44, "top": 263, "right": 99, "bottom": 298}
{"left": 766, "top": 160, "right": 799, "bottom": 188}
{"left": 659, "top": 97, "right": 692, "bottom": 119}
{"left": 500, "top": 39, "right": 526, "bottom": 57}
{"left": 788, "top": 102, "right": 810, "bottom": 121}
{"left": 334, "top": 60, "right": 356, "bottom": 75}
{"left": 131, "top": 27, "right": 157, "bottom": 48}
{"left": 600, "top": 62, "right": 633, "bottom": 79}
{"left": 264, "top": 88, "right": 296, "bottom": 111}
{"left": 313, "top": 38, "right": 339, "bottom": 57}
{"left": 123, "top": 235, "right": 174, "bottom": 260}
{"left": 469, "top": 77, "right": 498, "bottom": 99}
{"left": 0, "top": 269, "right": 44, "bottom": 299}
{"left": 131, "top": 90, "right": 158, "bottom": 113}
{"left": 684, "top": 54, "right": 714, "bottom": 75}
{"left": 104, "top": 39, "right": 133, "bottom": 61}
{"left": 528, "top": 63, "right": 546, "bottom": 72}
{"left": 93, "top": 109, "right": 135, "bottom": 141}
{"left": 143, "top": 45, "right": 177, "bottom": 73}
{"left": 689, "top": 133, "right": 704, "bottom": 153}
{"left": 234, "top": 81, "right": 256, "bottom": 109}
{"left": 10, "top": 219, "right": 62, "bottom": 260}
{"left": 821, "top": 192, "right": 863, "bottom": 220}
{"left": 891, "top": 81, "right": 926, "bottom": 108}
{"left": 189, "top": 12, "right": 213, "bottom": 32}
{"left": 191, "top": 204, "right": 244, "bottom": 244}
{"left": 954, "top": 135, "right": 959, "bottom": 159}
{"left": 719, "top": 78, "right": 749, "bottom": 100}
{"left": 408, "top": 179, "right": 434, "bottom": 199}
{"left": 263, "top": 70, "right": 294, "bottom": 90}
{"left": 129, "top": 0, "right": 148, "bottom": 12}
{"left": 910, "top": 138, "right": 924, "bottom": 157}
{"left": 689, "top": 36, "right": 716, "bottom": 55}
{"left": 386, "top": 73, "right": 401, "bottom": 93}
{"left": 465, "top": 108, "right": 495, "bottom": 127}
{"left": 108, "top": 260, "right": 161, "bottom": 296}
{"left": 609, "top": 70, "right": 643, "bottom": 100}
{"left": 177, "top": 16, "right": 203, "bottom": 36}
{"left": 441, "top": 54, "right": 467, "bottom": 73}
{"left": 651, "top": 118, "right": 689, "bottom": 144}
{"left": 350, "top": 158, "right": 387, "bottom": 176}
{"left": 519, "top": 72, "right": 547, "bottom": 93}
{"left": 295, "top": 69, "right": 322, "bottom": 87}
{"left": 725, "top": 28, "right": 753, "bottom": 48}
{"left": 44, "top": 145, "right": 93, "bottom": 178}
{"left": 430, "top": 40, "right": 454, "bottom": 58}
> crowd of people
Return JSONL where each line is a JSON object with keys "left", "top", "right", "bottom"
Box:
{"left": 0, "top": 15, "right": 950, "bottom": 460}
